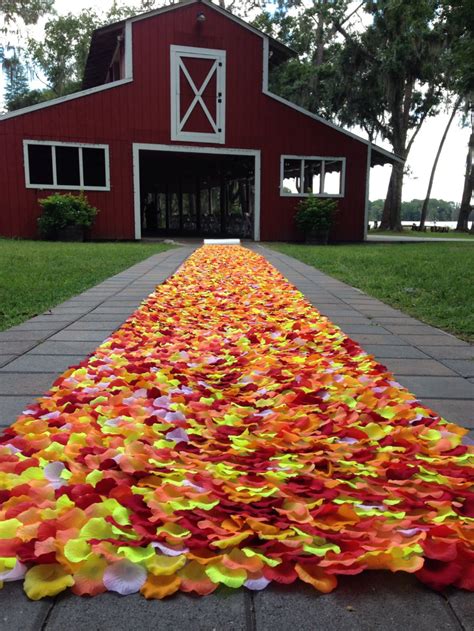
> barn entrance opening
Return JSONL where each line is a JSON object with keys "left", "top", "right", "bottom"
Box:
{"left": 139, "top": 150, "right": 255, "bottom": 239}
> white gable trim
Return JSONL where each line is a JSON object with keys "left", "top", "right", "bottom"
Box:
{"left": 0, "top": 78, "right": 133, "bottom": 121}
{"left": 124, "top": 19, "right": 133, "bottom": 78}
{"left": 132, "top": 142, "right": 261, "bottom": 241}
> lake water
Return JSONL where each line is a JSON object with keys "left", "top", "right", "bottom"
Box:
{"left": 369, "top": 220, "right": 473, "bottom": 230}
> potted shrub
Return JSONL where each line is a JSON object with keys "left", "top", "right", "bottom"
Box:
{"left": 295, "top": 196, "right": 338, "bottom": 244}
{"left": 37, "top": 192, "right": 99, "bottom": 241}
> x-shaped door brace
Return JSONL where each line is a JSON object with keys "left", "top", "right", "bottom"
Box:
{"left": 178, "top": 58, "right": 219, "bottom": 133}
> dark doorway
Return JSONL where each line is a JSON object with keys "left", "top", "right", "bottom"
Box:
{"left": 139, "top": 151, "right": 255, "bottom": 238}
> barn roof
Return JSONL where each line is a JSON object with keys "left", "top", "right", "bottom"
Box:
{"left": 82, "top": 21, "right": 126, "bottom": 90}
{"left": 0, "top": 0, "right": 401, "bottom": 166}
{"left": 82, "top": 0, "right": 296, "bottom": 90}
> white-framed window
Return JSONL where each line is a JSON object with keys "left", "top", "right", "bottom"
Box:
{"left": 170, "top": 45, "right": 226, "bottom": 144}
{"left": 23, "top": 140, "right": 110, "bottom": 191}
{"left": 280, "top": 155, "right": 346, "bottom": 197}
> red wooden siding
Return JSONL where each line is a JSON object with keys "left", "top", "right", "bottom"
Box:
{"left": 0, "top": 2, "right": 368, "bottom": 242}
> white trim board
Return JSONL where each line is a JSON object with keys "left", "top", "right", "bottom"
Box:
{"left": 23, "top": 139, "right": 110, "bottom": 191}
{"left": 132, "top": 142, "right": 261, "bottom": 241}
{"left": 0, "top": 78, "right": 133, "bottom": 122}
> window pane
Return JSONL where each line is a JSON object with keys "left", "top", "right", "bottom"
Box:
{"left": 56, "top": 146, "right": 80, "bottom": 186}
{"left": 28, "top": 144, "right": 53, "bottom": 185}
{"left": 282, "top": 159, "right": 301, "bottom": 194}
{"left": 83, "top": 148, "right": 106, "bottom": 187}
{"left": 323, "top": 160, "right": 343, "bottom": 195}
{"left": 303, "top": 160, "right": 322, "bottom": 194}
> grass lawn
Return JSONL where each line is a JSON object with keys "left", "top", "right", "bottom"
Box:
{"left": 270, "top": 242, "right": 474, "bottom": 342}
{"left": 0, "top": 240, "right": 174, "bottom": 331}
{"left": 369, "top": 229, "right": 474, "bottom": 240}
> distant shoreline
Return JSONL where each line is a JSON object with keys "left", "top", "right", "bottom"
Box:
{"left": 369, "top": 220, "right": 472, "bottom": 230}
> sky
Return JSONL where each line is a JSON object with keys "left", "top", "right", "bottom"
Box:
{"left": 0, "top": 0, "right": 470, "bottom": 204}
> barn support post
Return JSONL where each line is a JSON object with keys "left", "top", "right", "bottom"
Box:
{"left": 364, "top": 144, "right": 371, "bottom": 241}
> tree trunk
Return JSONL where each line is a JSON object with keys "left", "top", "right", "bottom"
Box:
{"left": 380, "top": 79, "right": 413, "bottom": 231}
{"left": 380, "top": 159, "right": 404, "bottom": 230}
{"left": 420, "top": 97, "right": 461, "bottom": 229}
{"left": 309, "top": 1, "right": 327, "bottom": 99}
{"left": 456, "top": 125, "right": 473, "bottom": 231}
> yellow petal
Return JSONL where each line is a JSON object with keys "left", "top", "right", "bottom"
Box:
{"left": 24, "top": 564, "right": 74, "bottom": 600}
{"left": 146, "top": 554, "right": 186, "bottom": 576}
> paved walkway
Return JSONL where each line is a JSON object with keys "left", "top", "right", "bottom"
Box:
{"left": 368, "top": 234, "right": 474, "bottom": 243}
{"left": 0, "top": 244, "right": 472, "bottom": 631}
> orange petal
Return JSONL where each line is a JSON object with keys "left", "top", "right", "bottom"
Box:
{"left": 72, "top": 557, "right": 108, "bottom": 597}
{"left": 140, "top": 573, "right": 181, "bottom": 599}
{"left": 295, "top": 563, "right": 337, "bottom": 594}
{"left": 178, "top": 560, "right": 218, "bottom": 595}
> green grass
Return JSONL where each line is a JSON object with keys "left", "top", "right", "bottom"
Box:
{"left": 369, "top": 229, "right": 474, "bottom": 240}
{"left": 0, "top": 240, "right": 174, "bottom": 331}
{"left": 270, "top": 242, "right": 474, "bottom": 342}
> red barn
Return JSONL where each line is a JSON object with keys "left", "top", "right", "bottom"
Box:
{"left": 0, "top": 0, "right": 396, "bottom": 242}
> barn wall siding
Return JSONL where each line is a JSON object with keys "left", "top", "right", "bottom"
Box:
{"left": 0, "top": 2, "right": 368, "bottom": 242}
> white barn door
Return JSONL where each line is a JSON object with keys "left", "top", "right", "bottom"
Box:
{"left": 170, "top": 45, "right": 226, "bottom": 144}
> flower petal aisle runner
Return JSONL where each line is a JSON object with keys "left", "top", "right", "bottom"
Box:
{"left": 0, "top": 246, "right": 472, "bottom": 600}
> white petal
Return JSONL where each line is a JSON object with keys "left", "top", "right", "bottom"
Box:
{"left": 151, "top": 542, "right": 189, "bottom": 557}
{"left": 164, "top": 411, "right": 186, "bottom": 423}
{"left": 0, "top": 561, "right": 27, "bottom": 582}
{"left": 103, "top": 561, "right": 146, "bottom": 595}
{"left": 166, "top": 428, "right": 189, "bottom": 444}
{"left": 104, "top": 417, "right": 123, "bottom": 427}
{"left": 41, "top": 411, "right": 61, "bottom": 420}
{"left": 153, "top": 396, "right": 171, "bottom": 409}
{"left": 244, "top": 576, "right": 271, "bottom": 591}
{"left": 44, "top": 462, "right": 65, "bottom": 481}
{"left": 3, "top": 444, "right": 21, "bottom": 454}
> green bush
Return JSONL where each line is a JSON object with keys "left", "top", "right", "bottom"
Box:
{"left": 295, "top": 196, "right": 338, "bottom": 233}
{"left": 37, "top": 193, "right": 98, "bottom": 238}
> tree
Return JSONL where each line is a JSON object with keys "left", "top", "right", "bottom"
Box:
{"left": 253, "top": 1, "right": 357, "bottom": 118}
{"left": 331, "top": 1, "right": 446, "bottom": 231}
{"left": 0, "top": 1, "right": 54, "bottom": 25}
{"left": 1, "top": 0, "right": 54, "bottom": 84}
{"left": 419, "top": 96, "right": 462, "bottom": 228}
{"left": 27, "top": 10, "right": 101, "bottom": 97}
{"left": 0, "top": 0, "right": 54, "bottom": 58}
{"left": 3, "top": 52, "right": 29, "bottom": 110}
{"left": 441, "top": 1, "right": 474, "bottom": 232}
{"left": 217, "top": 0, "right": 266, "bottom": 13}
